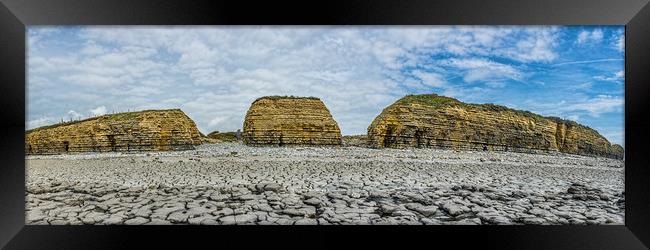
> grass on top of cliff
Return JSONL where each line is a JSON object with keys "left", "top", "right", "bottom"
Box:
{"left": 26, "top": 109, "right": 183, "bottom": 133}
{"left": 206, "top": 131, "right": 239, "bottom": 142}
{"left": 252, "top": 95, "right": 320, "bottom": 104}
{"left": 396, "top": 94, "right": 462, "bottom": 108}
{"left": 395, "top": 94, "right": 598, "bottom": 132}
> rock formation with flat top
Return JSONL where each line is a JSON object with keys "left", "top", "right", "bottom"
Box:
{"left": 368, "top": 94, "right": 624, "bottom": 159}
{"left": 26, "top": 109, "right": 202, "bottom": 154}
{"left": 243, "top": 96, "right": 342, "bottom": 146}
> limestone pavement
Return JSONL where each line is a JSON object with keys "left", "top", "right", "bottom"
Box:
{"left": 26, "top": 142, "right": 624, "bottom": 225}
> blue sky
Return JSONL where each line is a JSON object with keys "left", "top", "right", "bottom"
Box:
{"left": 27, "top": 26, "right": 625, "bottom": 146}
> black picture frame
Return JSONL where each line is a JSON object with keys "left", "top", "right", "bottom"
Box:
{"left": 1, "top": 0, "right": 649, "bottom": 249}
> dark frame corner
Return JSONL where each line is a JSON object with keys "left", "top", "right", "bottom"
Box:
{"left": 0, "top": 0, "right": 649, "bottom": 249}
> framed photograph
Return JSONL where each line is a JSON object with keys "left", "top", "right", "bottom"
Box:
{"left": 1, "top": 0, "right": 649, "bottom": 249}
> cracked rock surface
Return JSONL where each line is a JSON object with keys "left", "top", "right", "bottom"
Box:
{"left": 26, "top": 142, "right": 624, "bottom": 225}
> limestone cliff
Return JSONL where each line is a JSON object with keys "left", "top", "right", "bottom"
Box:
{"left": 368, "top": 94, "right": 624, "bottom": 159}
{"left": 243, "top": 96, "right": 342, "bottom": 146}
{"left": 26, "top": 109, "right": 202, "bottom": 154}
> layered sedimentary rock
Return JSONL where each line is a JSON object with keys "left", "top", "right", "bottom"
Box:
{"left": 243, "top": 96, "right": 342, "bottom": 146}
{"left": 26, "top": 109, "right": 202, "bottom": 154}
{"left": 368, "top": 94, "right": 624, "bottom": 159}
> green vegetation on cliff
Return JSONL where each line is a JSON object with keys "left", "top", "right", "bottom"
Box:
{"left": 395, "top": 94, "right": 462, "bottom": 108}
{"left": 26, "top": 108, "right": 202, "bottom": 154}
{"left": 26, "top": 109, "right": 184, "bottom": 133}
{"left": 252, "top": 95, "right": 320, "bottom": 104}
{"left": 395, "top": 94, "right": 600, "bottom": 135}
{"left": 206, "top": 131, "right": 240, "bottom": 142}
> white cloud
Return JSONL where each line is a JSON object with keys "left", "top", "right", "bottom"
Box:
{"left": 508, "top": 27, "right": 559, "bottom": 62}
{"left": 80, "top": 41, "right": 106, "bottom": 55}
{"left": 568, "top": 82, "right": 593, "bottom": 90}
{"left": 27, "top": 117, "right": 52, "bottom": 130}
{"left": 577, "top": 29, "right": 604, "bottom": 44}
{"left": 440, "top": 86, "right": 494, "bottom": 104}
{"left": 442, "top": 58, "right": 522, "bottom": 84}
{"left": 412, "top": 70, "right": 446, "bottom": 87}
{"left": 614, "top": 32, "right": 624, "bottom": 52}
{"left": 90, "top": 106, "right": 107, "bottom": 116}
{"left": 552, "top": 58, "right": 623, "bottom": 67}
{"left": 577, "top": 31, "right": 589, "bottom": 43}
{"left": 616, "top": 70, "right": 624, "bottom": 78}
{"left": 564, "top": 95, "right": 623, "bottom": 117}
{"left": 522, "top": 94, "right": 623, "bottom": 125}
{"left": 66, "top": 110, "right": 83, "bottom": 121}
{"left": 208, "top": 116, "right": 228, "bottom": 127}
{"left": 592, "top": 29, "right": 604, "bottom": 41}
{"left": 594, "top": 70, "right": 624, "bottom": 82}
{"left": 25, "top": 27, "right": 584, "bottom": 135}
{"left": 602, "top": 130, "right": 624, "bottom": 146}
{"left": 484, "top": 81, "right": 507, "bottom": 88}
{"left": 27, "top": 27, "right": 64, "bottom": 50}
{"left": 60, "top": 74, "right": 127, "bottom": 87}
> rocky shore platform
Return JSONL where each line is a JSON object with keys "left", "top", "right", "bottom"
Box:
{"left": 26, "top": 142, "right": 624, "bottom": 225}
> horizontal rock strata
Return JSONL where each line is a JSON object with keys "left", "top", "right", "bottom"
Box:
{"left": 26, "top": 109, "right": 202, "bottom": 154}
{"left": 368, "top": 94, "right": 624, "bottom": 159}
{"left": 243, "top": 96, "right": 342, "bottom": 146}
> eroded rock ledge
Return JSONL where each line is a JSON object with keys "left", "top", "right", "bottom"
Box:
{"left": 26, "top": 109, "right": 202, "bottom": 154}
{"left": 367, "top": 94, "right": 624, "bottom": 159}
{"left": 243, "top": 96, "right": 342, "bottom": 146}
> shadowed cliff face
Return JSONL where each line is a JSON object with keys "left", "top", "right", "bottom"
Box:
{"left": 25, "top": 109, "right": 202, "bottom": 154}
{"left": 243, "top": 96, "right": 342, "bottom": 146}
{"left": 368, "top": 94, "right": 624, "bottom": 159}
